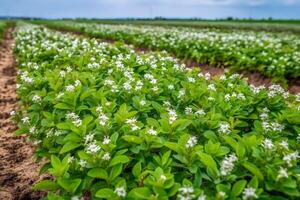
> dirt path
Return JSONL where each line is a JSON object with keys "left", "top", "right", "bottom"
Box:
{"left": 0, "top": 28, "right": 44, "bottom": 200}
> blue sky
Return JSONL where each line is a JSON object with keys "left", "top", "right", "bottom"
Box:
{"left": 1, "top": 0, "right": 300, "bottom": 19}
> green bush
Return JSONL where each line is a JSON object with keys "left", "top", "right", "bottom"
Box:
{"left": 13, "top": 26, "right": 300, "bottom": 200}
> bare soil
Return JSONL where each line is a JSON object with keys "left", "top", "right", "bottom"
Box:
{"left": 0, "top": 29, "right": 45, "bottom": 200}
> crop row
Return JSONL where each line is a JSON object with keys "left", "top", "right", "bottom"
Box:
{"left": 0, "top": 21, "right": 7, "bottom": 42}
{"left": 13, "top": 25, "right": 300, "bottom": 199}
{"left": 35, "top": 21, "right": 300, "bottom": 82}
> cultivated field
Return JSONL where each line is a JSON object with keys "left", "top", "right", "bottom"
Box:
{"left": 0, "top": 20, "right": 300, "bottom": 200}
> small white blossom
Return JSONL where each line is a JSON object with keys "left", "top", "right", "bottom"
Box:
{"left": 114, "top": 187, "right": 126, "bottom": 197}
{"left": 79, "top": 159, "right": 87, "bottom": 168}
{"left": 185, "top": 107, "right": 193, "bottom": 115}
{"left": 68, "top": 156, "right": 74, "bottom": 163}
{"left": 186, "top": 136, "right": 198, "bottom": 148}
{"left": 218, "top": 123, "right": 231, "bottom": 135}
{"left": 262, "top": 138, "right": 275, "bottom": 151}
{"left": 148, "top": 127, "right": 157, "bottom": 136}
{"left": 86, "top": 143, "right": 101, "bottom": 154}
{"left": 21, "top": 116, "right": 30, "bottom": 124}
{"left": 283, "top": 151, "right": 300, "bottom": 167}
{"left": 195, "top": 109, "right": 205, "bottom": 116}
{"left": 140, "top": 100, "right": 146, "bottom": 106}
{"left": 280, "top": 140, "right": 289, "bottom": 150}
{"left": 102, "top": 136, "right": 111, "bottom": 145}
{"left": 66, "top": 85, "right": 75, "bottom": 92}
{"left": 242, "top": 187, "right": 257, "bottom": 200}
{"left": 102, "top": 152, "right": 111, "bottom": 160}
{"left": 220, "top": 153, "right": 238, "bottom": 176}
{"left": 277, "top": 167, "right": 288, "bottom": 179}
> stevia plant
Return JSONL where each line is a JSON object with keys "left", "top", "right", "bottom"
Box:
{"left": 12, "top": 25, "right": 300, "bottom": 200}
{"left": 35, "top": 21, "right": 300, "bottom": 82}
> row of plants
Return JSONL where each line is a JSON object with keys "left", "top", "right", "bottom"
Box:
{"left": 34, "top": 21, "right": 300, "bottom": 82}
{"left": 0, "top": 21, "right": 7, "bottom": 43}
{"left": 13, "top": 25, "right": 300, "bottom": 199}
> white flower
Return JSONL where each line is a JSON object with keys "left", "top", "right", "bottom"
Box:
{"left": 84, "top": 133, "right": 95, "bottom": 144}
{"left": 86, "top": 143, "right": 101, "bottom": 154}
{"left": 220, "top": 75, "right": 227, "bottom": 81}
{"left": 186, "top": 136, "right": 197, "bottom": 148}
{"left": 114, "top": 187, "right": 126, "bottom": 197}
{"left": 185, "top": 107, "right": 193, "bottom": 115}
{"left": 178, "top": 89, "right": 186, "bottom": 98}
{"left": 74, "top": 80, "right": 81, "bottom": 86}
{"left": 242, "top": 187, "right": 257, "bottom": 200}
{"left": 297, "top": 134, "right": 300, "bottom": 142}
{"left": 198, "top": 193, "right": 206, "bottom": 200}
{"left": 123, "top": 81, "right": 132, "bottom": 91}
{"left": 152, "top": 86, "right": 159, "bottom": 92}
{"left": 262, "top": 138, "right": 275, "bottom": 151}
{"left": 208, "top": 84, "right": 216, "bottom": 91}
{"left": 140, "top": 100, "right": 146, "bottom": 106}
{"left": 79, "top": 159, "right": 87, "bottom": 168}
{"left": 168, "top": 84, "right": 175, "bottom": 90}
{"left": 159, "top": 175, "right": 167, "bottom": 181}
{"left": 102, "top": 136, "right": 111, "bottom": 145}
{"left": 66, "top": 66, "right": 72, "bottom": 72}
{"left": 29, "top": 126, "right": 36, "bottom": 134}
{"left": 271, "top": 122, "right": 284, "bottom": 132}
{"left": 220, "top": 153, "right": 238, "bottom": 176}
{"left": 280, "top": 140, "right": 289, "bottom": 150}
{"left": 277, "top": 167, "right": 288, "bottom": 179}
{"left": 21, "top": 116, "right": 30, "bottom": 124}
{"left": 32, "top": 94, "right": 41, "bottom": 103}
{"left": 99, "top": 113, "right": 109, "bottom": 126}
{"left": 208, "top": 96, "right": 215, "bottom": 101}
{"left": 148, "top": 127, "right": 157, "bottom": 136}
{"left": 178, "top": 186, "right": 195, "bottom": 200}
{"left": 71, "top": 196, "right": 83, "bottom": 200}
{"left": 195, "top": 109, "right": 205, "bottom": 116}
{"left": 167, "top": 108, "right": 177, "bottom": 124}
{"left": 218, "top": 123, "right": 231, "bottom": 135}
{"left": 10, "top": 110, "right": 16, "bottom": 116}
{"left": 66, "top": 85, "right": 75, "bottom": 92}
{"left": 187, "top": 77, "right": 195, "bottom": 83}
{"left": 126, "top": 117, "right": 140, "bottom": 131}
{"left": 283, "top": 151, "right": 300, "bottom": 167}
{"left": 205, "top": 73, "right": 211, "bottom": 80}
{"left": 102, "top": 152, "right": 111, "bottom": 160}
{"left": 60, "top": 70, "right": 66, "bottom": 78}
{"left": 68, "top": 156, "right": 74, "bottom": 163}
{"left": 135, "top": 80, "right": 143, "bottom": 91}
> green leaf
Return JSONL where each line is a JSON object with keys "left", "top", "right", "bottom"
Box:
{"left": 132, "top": 162, "right": 142, "bottom": 178}
{"left": 109, "top": 155, "right": 130, "bottom": 166}
{"left": 54, "top": 103, "right": 72, "bottom": 110}
{"left": 95, "top": 188, "right": 116, "bottom": 199}
{"left": 33, "top": 180, "right": 59, "bottom": 191}
{"left": 57, "top": 178, "right": 81, "bottom": 194}
{"left": 51, "top": 155, "right": 61, "bottom": 169}
{"left": 129, "top": 187, "right": 152, "bottom": 199}
{"left": 109, "top": 164, "right": 123, "bottom": 181}
{"left": 197, "top": 152, "right": 218, "bottom": 177}
{"left": 87, "top": 168, "right": 108, "bottom": 180}
{"left": 243, "top": 162, "right": 264, "bottom": 180}
{"left": 122, "top": 135, "right": 143, "bottom": 144}
{"left": 248, "top": 176, "right": 258, "bottom": 188}
{"left": 59, "top": 142, "right": 81, "bottom": 154}
{"left": 231, "top": 180, "right": 247, "bottom": 197}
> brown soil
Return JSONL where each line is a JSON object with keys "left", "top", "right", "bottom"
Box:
{"left": 0, "top": 29, "right": 45, "bottom": 200}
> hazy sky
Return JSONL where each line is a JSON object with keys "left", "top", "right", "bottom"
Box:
{"left": 1, "top": 0, "right": 300, "bottom": 19}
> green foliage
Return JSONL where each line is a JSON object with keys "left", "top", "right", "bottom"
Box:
{"left": 13, "top": 25, "right": 300, "bottom": 199}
